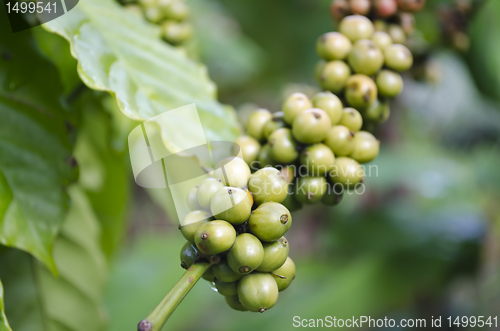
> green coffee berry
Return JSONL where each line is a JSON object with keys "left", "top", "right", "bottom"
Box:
{"left": 329, "top": 157, "right": 365, "bottom": 186}
{"left": 349, "top": 131, "right": 380, "bottom": 163}
{"left": 376, "top": 70, "right": 403, "bottom": 97}
{"left": 282, "top": 93, "right": 312, "bottom": 125}
{"left": 197, "top": 178, "right": 224, "bottom": 209}
{"left": 339, "top": 107, "right": 363, "bottom": 132}
{"left": 202, "top": 267, "right": 216, "bottom": 282}
{"left": 324, "top": 125, "right": 355, "bottom": 156}
{"left": 318, "top": 60, "right": 351, "bottom": 93}
{"left": 312, "top": 91, "right": 343, "bottom": 125}
{"left": 194, "top": 220, "right": 236, "bottom": 255}
{"left": 227, "top": 233, "right": 264, "bottom": 274}
{"left": 233, "top": 136, "right": 261, "bottom": 165}
{"left": 180, "top": 242, "right": 199, "bottom": 269}
{"left": 180, "top": 210, "right": 212, "bottom": 243}
{"left": 225, "top": 295, "right": 247, "bottom": 311}
{"left": 263, "top": 112, "right": 286, "bottom": 140}
{"left": 384, "top": 44, "right": 413, "bottom": 71}
{"left": 249, "top": 202, "right": 292, "bottom": 242}
{"left": 258, "top": 144, "right": 276, "bottom": 167}
{"left": 345, "top": 74, "right": 378, "bottom": 109}
{"left": 300, "top": 144, "right": 335, "bottom": 176}
{"left": 272, "top": 256, "right": 296, "bottom": 291}
{"left": 279, "top": 165, "right": 295, "bottom": 184}
{"left": 363, "top": 99, "right": 390, "bottom": 123}
{"left": 257, "top": 237, "right": 289, "bottom": 272}
{"left": 145, "top": 6, "right": 164, "bottom": 23}
{"left": 321, "top": 187, "right": 344, "bottom": 206}
{"left": 215, "top": 279, "right": 238, "bottom": 296}
{"left": 186, "top": 186, "right": 202, "bottom": 211}
{"left": 213, "top": 259, "right": 243, "bottom": 283}
{"left": 268, "top": 128, "right": 299, "bottom": 164}
{"left": 280, "top": 185, "right": 303, "bottom": 212}
{"left": 292, "top": 108, "right": 332, "bottom": 144}
{"left": 248, "top": 167, "right": 289, "bottom": 205}
{"left": 316, "top": 32, "right": 352, "bottom": 61}
{"left": 338, "top": 15, "right": 374, "bottom": 42}
{"left": 371, "top": 31, "right": 393, "bottom": 50}
{"left": 162, "top": 21, "right": 192, "bottom": 44}
{"left": 210, "top": 187, "right": 252, "bottom": 225}
{"left": 387, "top": 24, "right": 406, "bottom": 44}
{"left": 348, "top": 39, "right": 384, "bottom": 76}
{"left": 237, "top": 273, "right": 279, "bottom": 312}
{"left": 295, "top": 176, "right": 328, "bottom": 204}
{"left": 161, "top": 1, "right": 189, "bottom": 21}
{"left": 373, "top": 19, "right": 387, "bottom": 32}
{"left": 315, "top": 60, "right": 327, "bottom": 82}
{"left": 247, "top": 109, "right": 272, "bottom": 141}
{"left": 214, "top": 157, "right": 251, "bottom": 188}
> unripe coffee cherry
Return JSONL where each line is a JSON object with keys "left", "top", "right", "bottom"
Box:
{"left": 214, "top": 156, "right": 251, "bottom": 188}
{"left": 280, "top": 185, "right": 303, "bottom": 212}
{"left": 339, "top": 15, "right": 374, "bottom": 42}
{"left": 225, "top": 295, "right": 247, "bottom": 311}
{"left": 210, "top": 187, "right": 252, "bottom": 225}
{"left": 194, "top": 220, "right": 236, "bottom": 255}
{"left": 371, "top": 31, "right": 393, "bottom": 50}
{"left": 247, "top": 109, "right": 272, "bottom": 141}
{"left": 312, "top": 91, "right": 343, "bottom": 125}
{"left": 248, "top": 167, "right": 289, "bottom": 205}
{"left": 376, "top": 70, "right": 403, "bottom": 97}
{"left": 349, "top": 0, "right": 371, "bottom": 15}
{"left": 180, "top": 242, "right": 199, "bottom": 269}
{"left": 373, "top": 0, "right": 398, "bottom": 18}
{"left": 363, "top": 99, "right": 390, "bottom": 123}
{"left": 180, "top": 210, "right": 212, "bottom": 242}
{"left": 238, "top": 273, "right": 279, "bottom": 312}
{"left": 249, "top": 202, "right": 292, "bottom": 242}
{"left": 258, "top": 144, "right": 275, "bottom": 167}
{"left": 384, "top": 44, "right": 413, "bottom": 71}
{"left": 316, "top": 32, "right": 352, "bottom": 61}
{"left": 263, "top": 112, "right": 286, "bottom": 140}
{"left": 315, "top": 60, "right": 327, "bottom": 82}
{"left": 282, "top": 93, "right": 312, "bottom": 125}
{"left": 161, "top": 1, "right": 189, "bottom": 21}
{"left": 272, "top": 256, "right": 296, "bottom": 291}
{"left": 233, "top": 136, "right": 261, "bottom": 165}
{"left": 349, "top": 131, "right": 380, "bottom": 163}
{"left": 215, "top": 279, "right": 238, "bottom": 296}
{"left": 186, "top": 186, "right": 202, "bottom": 211}
{"left": 300, "top": 144, "right": 335, "bottom": 176}
{"left": 201, "top": 267, "right": 215, "bottom": 282}
{"left": 396, "top": 0, "right": 426, "bottom": 13}
{"left": 348, "top": 39, "right": 384, "bottom": 76}
{"left": 321, "top": 187, "right": 344, "bottom": 206}
{"left": 268, "top": 128, "right": 299, "bottom": 164}
{"left": 197, "top": 178, "right": 224, "bottom": 209}
{"left": 145, "top": 6, "right": 164, "bottom": 23}
{"left": 318, "top": 60, "right": 351, "bottom": 93}
{"left": 339, "top": 107, "right": 363, "bottom": 132}
{"left": 292, "top": 108, "right": 332, "bottom": 144}
{"left": 324, "top": 125, "right": 355, "bottom": 156}
{"left": 330, "top": 0, "right": 350, "bottom": 21}
{"left": 387, "top": 24, "right": 406, "bottom": 44}
{"left": 295, "top": 176, "right": 328, "bottom": 204}
{"left": 257, "top": 237, "right": 289, "bottom": 272}
{"left": 162, "top": 21, "right": 192, "bottom": 44}
{"left": 345, "top": 74, "right": 378, "bottom": 109}
{"left": 227, "top": 233, "right": 264, "bottom": 274}
{"left": 213, "top": 259, "right": 243, "bottom": 283}
{"left": 330, "top": 157, "right": 365, "bottom": 186}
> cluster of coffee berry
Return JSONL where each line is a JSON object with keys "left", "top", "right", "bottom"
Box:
{"left": 121, "top": 0, "right": 191, "bottom": 45}
{"left": 180, "top": 157, "right": 295, "bottom": 312}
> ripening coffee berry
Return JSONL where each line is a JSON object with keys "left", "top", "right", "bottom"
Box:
{"left": 387, "top": 24, "right": 406, "bottom": 44}
{"left": 384, "top": 44, "right": 413, "bottom": 71}
{"left": 233, "top": 136, "right": 261, "bottom": 165}
{"left": 249, "top": 202, "right": 292, "bottom": 242}
{"left": 194, "top": 220, "right": 236, "bottom": 255}
{"left": 213, "top": 259, "right": 243, "bottom": 283}
{"left": 282, "top": 93, "right": 312, "bottom": 125}
{"left": 225, "top": 295, "right": 247, "bottom": 311}
{"left": 376, "top": 70, "right": 403, "bottom": 97}
{"left": 247, "top": 109, "right": 272, "bottom": 141}
{"left": 398, "top": 12, "right": 415, "bottom": 35}
{"left": 180, "top": 242, "right": 199, "bottom": 269}
{"left": 330, "top": 0, "right": 350, "bottom": 21}
{"left": 186, "top": 186, "right": 202, "bottom": 211}
{"left": 312, "top": 91, "right": 343, "bottom": 125}
{"left": 300, "top": 144, "right": 335, "bottom": 176}
{"left": 318, "top": 60, "right": 351, "bottom": 93}
{"left": 257, "top": 237, "right": 289, "bottom": 272}
{"left": 279, "top": 165, "right": 295, "bottom": 184}
{"left": 213, "top": 156, "right": 251, "bottom": 188}
{"left": 295, "top": 176, "right": 328, "bottom": 204}
{"left": 316, "top": 32, "right": 352, "bottom": 61}
{"left": 349, "top": 0, "right": 371, "bottom": 15}
{"left": 263, "top": 112, "right": 286, "bottom": 140}
{"left": 268, "top": 128, "right": 299, "bottom": 164}
{"left": 324, "top": 125, "right": 355, "bottom": 156}
{"left": 396, "top": 0, "right": 426, "bottom": 12}
{"left": 363, "top": 99, "right": 390, "bottom": 123}
{"left": 349, "top": 131, "right": 380, "bottom": 163}
{"left": 210, "top": 187, "right": 252, "bottom": 225}
{"left": 272, "top": 256, "right": 296, "bottom": 291}
{"left": 371, "top": 31, "right": 393, "bottom": 50}
{"left": 345, "top": 74, "right": 378, "bottom": 109}
{"left": 161, "top": 1, "right": 189, "bottom": 21}
{"left": 215, "top": 279, "right": 238, "bottom": 296}
{"left": 162, "top": 21, "right": 192, "bottom": 44}
{"left": 248, "top": 167, "right": 289, "bottom": 205}
{"left": 292, "top": 108, "right": 332, "bottom": 144}
{"left": 373, "top": 0, "right": 398, "bottom": 18}
{"left": 180, "top": 210, "right": 212, "bottom": 243}
{"left": 339, "top": 15, "right": 374, "bottom": 42}
{"left": 258, "top": 144, "right": 276, "bottom": 167}
{"left": 329, "top": 157, "right": 365, "bottom": 186}
{"left": 238, "top": 273, "right": 279, "bottom": 312}
{"left": 348, "top": 39, "right": 384, "bottom": 76}
{"left": 227, "top": 233, "right": 264, "bottom": 274}
{"left": 339, "top": 107, "right": 363, "bottom": 132}
{"left": 197, "top": 178, "right": 224, "bottom": 209}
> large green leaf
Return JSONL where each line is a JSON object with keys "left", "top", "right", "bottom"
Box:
{"left": 43, "top": 0, "right": 240, "bottom": 149}
{"left": 0, "top": 280, "right": 11, "bottom": 331}
{"left": 0, "top": 186, "right": 107, "bottom": 331}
